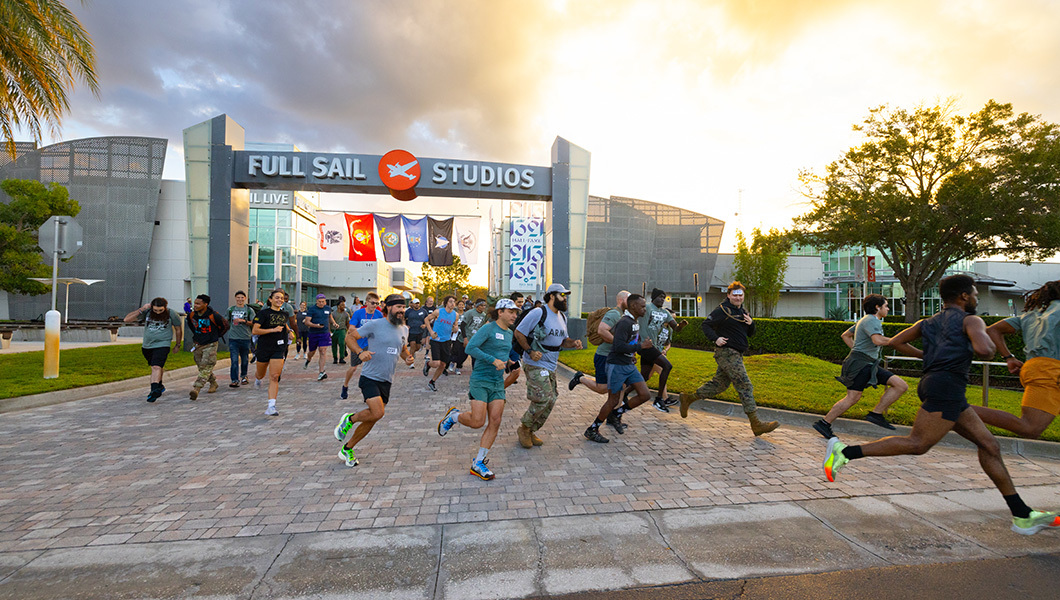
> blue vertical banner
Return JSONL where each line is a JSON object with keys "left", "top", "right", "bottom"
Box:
{"left": 402, "top": 215, "right": 428, "bottom": 263}
{"left": 374, "top": 214, "right": 403, "bottom": 263}
{"left": 509, "top": 218, "right": 544, "bottom": 291}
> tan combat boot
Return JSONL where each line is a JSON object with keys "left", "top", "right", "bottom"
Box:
{"left": 207, "top": 380, "right": 219, "bottom": 393}
{"left": 748, "top": 411, "right": 779, "bottom": 436}
{"left": 531, "top": 432, "right": 544, "bottom": 446}
{"left": 679, "top": 393, "right": 697, "bottom": 419}
{"left": 517, "top": 424, "right": 533, "bottom": 448}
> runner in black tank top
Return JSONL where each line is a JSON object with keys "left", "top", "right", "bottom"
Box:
{"left": 821, "top": 275, "right": 1058, "bottom": 535}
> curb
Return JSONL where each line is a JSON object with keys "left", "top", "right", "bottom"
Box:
{"left": 554, "top": 362, "right": 1060, "bottom": 461}
{"left": 0, "top": 359, "right": 232, "bottom": 414}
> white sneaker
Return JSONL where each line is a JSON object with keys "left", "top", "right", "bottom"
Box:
{"left": 317, "top": 371, "right": 328, "bottom": 381}
{"left": 255, "top": 379, "right": 262, "bottom": 388}
{"left": 453, "top": 368, "right": 462, "bottom": 375}
{"left": 265, "top": 405, "right": 279, "bottom": 416}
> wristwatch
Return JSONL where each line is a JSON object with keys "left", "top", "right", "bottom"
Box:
{"left": 1001, "top": 354, "right": 1015, "bottom": 360}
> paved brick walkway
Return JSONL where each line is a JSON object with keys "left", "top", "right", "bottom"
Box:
{"left": 2, "top": 356, "right": 1058, "bottom": 553}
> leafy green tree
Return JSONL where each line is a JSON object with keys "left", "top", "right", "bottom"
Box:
{"left": 731, "top": 227, "right": 790, "bottom": 317}
{"left": 0, "top": 178, "right": 80, "bottom": 294}
{"left": 0, "top": 0, "right": 100, "bottom": 157}
{"left": 794, "top": 99, "right": 1060, "bottom": 322}
{"left": 419, "top": 256, "right": 472, "bottom": 300}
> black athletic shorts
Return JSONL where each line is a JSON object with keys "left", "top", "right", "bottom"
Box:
{"left": 255, "top": 343, "right": 289, "bottom": 362}
{"left": 846, "top": 364, "right": 897, "bottom": 392}
{"left": 594, "top": 353, "right": 608, "bottom": 384}
{"left": 408, "top": 330, "right": 425, "bottom": 344}
{"left": 141, "top": 346, "right": 170, "bottom": 368}
{"left": 917, "top": 371, "right": 970, "bottom": 422}
{"left": 359, "top": 375, "right": 392, "bottom": 405}
{"left": 638, "top": 346, "right": 662, "bottom": 370}
{"left": 430, "top": 339, "right": 453, "bottom": 365}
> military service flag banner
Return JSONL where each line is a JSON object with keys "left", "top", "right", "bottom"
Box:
{"left": 454, "top": 217, "right": 480, "bottom": 265}
{"left": 402, "top": 215, "right": 428, "bottom": 263}
{"left": 375, "top": 214, "right": 403, "bottom": 263}
{"left": 345, "top": 213, "right": 376, "bottom": 261}
{"left": 427, "top": 217, "right": 454, "bottom": 266}
{"left": 316, "top": 212, "right": 347, "bottom": 261}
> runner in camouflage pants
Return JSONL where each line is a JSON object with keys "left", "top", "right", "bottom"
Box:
{"left": 693, "top": 346, "right": 756, "bottom": 414}
{"left": 521, "top": 369, "right": 558, "bottom": 432}
{"left": 192, "top": 341, "right": 219, "bottom": 393}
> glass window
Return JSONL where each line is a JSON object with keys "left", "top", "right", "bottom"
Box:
{"left": 277, "top": 211, "right": 293, "bottom": 227}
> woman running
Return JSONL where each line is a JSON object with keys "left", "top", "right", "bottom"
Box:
{"left": 437, "top": 299, "right": 520, "bottom": 480}
{"left": 295, "top": 300, "right": 310, "bottom": 359}
{"left": 124, "top": 298, "right": 183, "bottom": 403}
{"left": 253, "top": 289, "right": 292, "bottom": 417}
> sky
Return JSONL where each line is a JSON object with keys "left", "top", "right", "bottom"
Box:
{"left": 26, "top": 0, "right": 1060, "bottom": 265}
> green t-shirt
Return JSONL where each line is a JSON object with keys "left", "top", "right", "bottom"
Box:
{"left": 1005, "top": 302, "right": 1060, "bottom": 360}
{"left": 140, "top": 308, "right": 182, "bottom": 349}
{"left": 846, "top": 314, "right": 884, "bottom": 359}
{"left": 226, "top": 304, "right": 256, "bottom": 340}
{"left": 639, "top": 303, "right": 676, "bottom": 349}
{"left": 595, "top": 308, "right": 623, "bottom": 356}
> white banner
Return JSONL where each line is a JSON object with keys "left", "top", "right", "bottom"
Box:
{"left": 316, "top": 212, "right": 347, "bottom": 261}
{"left": 454, "top": 217, "right": 480, "bottom": 265}
{"left": 509, "top": 218, "right": 544, "bottom": 291}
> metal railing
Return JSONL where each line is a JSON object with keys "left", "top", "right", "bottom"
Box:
{"left": 882, "top": 355, "right": 1013, "bottom": 407}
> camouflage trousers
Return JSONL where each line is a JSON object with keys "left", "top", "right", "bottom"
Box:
{"left": 695, "top": 346, "right": 757, "bottom": 414}
{"left": 192, "top": 341, "right": 218, "bottom": 391}
{"left": 521, "top": 368, "right": 558, "bottom": 432}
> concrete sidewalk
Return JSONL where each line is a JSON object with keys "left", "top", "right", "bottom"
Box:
{"left": 1, "top": 355, "right": 1058, "bottom": 599}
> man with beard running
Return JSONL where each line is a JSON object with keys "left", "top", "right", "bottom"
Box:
{"left": 341, "top": 292, "right": 384, "bottom": 400}
{"left": 333, "top": 294, "right": 414, "bottom": 467}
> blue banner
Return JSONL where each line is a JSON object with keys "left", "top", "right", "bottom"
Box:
{"left": 374, "top": 214, "right": 402, "bottom": 263}
{"left": 402, "top": 215, "right": 428, "bottom": 263}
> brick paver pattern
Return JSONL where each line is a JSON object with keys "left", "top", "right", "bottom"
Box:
{"left": 2, "top": 358, "right": 1058, "bottom": 552}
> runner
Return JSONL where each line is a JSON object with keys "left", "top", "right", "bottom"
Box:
{"left": 812, "top": 294, "right": 912, "bottom": 438}
{"left": 341, "top": 292, "right": 384, "bottom": 400}
{"left": 437, "top": 299, "right": 521, "bottom": 480}
{"left": 822, "top": 275, "right": 1059, "bottom": 535}
{"left": 584, "top": 294, "right": 653, "bottom": 443}
{"left": 424, "top": 295, "right": 459, "bottom": 392}
{"left": 404, "top": 297, "right": 429, "bottom": 368}
{"left": 303, "top": 293, "right": 337, "bottom": 381}
{"left": 458, "top": 298, "right": 489, "bottom": 371}
{"left": 225, "top": 291, "right": 256, "bottom": 388}
{"left": 123, "top": 298, "right": 182, "bottom": 402}
{"left": 513, "top": 283, "right": 583, "bottom": 448}
{"left": 252, "top": 289, "right": 291, "bottom": 417}
{"left": 504, "top": 292, "right": 526, "bottom": 389}
{"left": 331, "top": 297, "right": 349, "bottom": 365}
{"left": 973, "top": 280, "right": 1060, "bottom": 439}
{"left": 569, "top": 291, "right": 629, "bottom": 399}
{"left": 295, "top": 300, "right": 310, "bottom": 359}
{"left": 678, "top": 281, "right": 780, "bottom": 436}
{"left": 187, "top": 294, "right": 228, "bottom": 401}
{"left": 637, "top": 288, "right": 688, "bottom": 412}
{"left": 450, "top": 299, "right": 467, "bottom": 374}
{"left": 333, "top": 294, "right": 413, "bottom": 467}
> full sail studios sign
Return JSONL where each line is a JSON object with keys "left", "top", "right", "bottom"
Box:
{"left": 232, "top": 150, "right": 551, "bottom": 201}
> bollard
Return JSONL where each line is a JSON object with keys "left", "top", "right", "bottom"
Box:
{"left": 43, "top": 310, "right": 61, "bottom": 379}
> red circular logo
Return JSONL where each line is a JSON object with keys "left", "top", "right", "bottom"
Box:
{"left": 379, "top": 149, "right": 420, "bottom": 191}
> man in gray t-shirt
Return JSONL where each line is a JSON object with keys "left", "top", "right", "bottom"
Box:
{"left": 332, "top": 294, "right": 414, "bottom": 468}
{"left": 511, "top": 283, "right": 583, "bottom": 448}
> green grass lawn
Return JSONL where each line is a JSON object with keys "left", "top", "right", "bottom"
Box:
{"left": 0, "top": 344, "right": 229, "bottom": 399}
{"left": 559, "top": 346, "right": 1060, "bottom": 443}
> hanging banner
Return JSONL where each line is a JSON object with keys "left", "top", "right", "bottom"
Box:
{"left": 402, "top": 215, "right": 428, "bottom": 263}
{"left": 454, "top": 217, "right": 480, "bottom": 265}
{"left": 374, "top": 214, "right": 403, "bottom": 263}
{"left": 510, "top": 218, "right": 544, "bottom": 291}
{"left": 427, "top": 217, "right": 454, "bottom": 266}
{"left": 345, "top": 213, "right": 376, "bottom": 261}
{"left": 316, "top": 212, "right": 347, "bottom": 261}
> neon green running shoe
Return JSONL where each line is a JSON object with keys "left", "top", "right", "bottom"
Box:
{"left": 823, "top": 437, "right": 848, "bottom": 482}
{"left": 338, "top": 446, "right": 358, "bottom": 467}
{"left": 1012, "top": 510, "right": 1060, "bottom": 535}
{"left": 334, "top": 412, "right": 353, "bottom": 441}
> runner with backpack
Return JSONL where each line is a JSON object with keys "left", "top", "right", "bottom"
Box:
{"left": 568, "top": 291, "right": 630, "bottom": 401}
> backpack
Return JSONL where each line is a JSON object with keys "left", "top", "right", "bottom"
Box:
{"left": 208, "top": 309, "right": 229, "bottom": 340}
{"left": 585, "top": 307, "right": 612, "bottom": 346}
{"left": 515, "top": 306, "right": 567, "bottom": 354}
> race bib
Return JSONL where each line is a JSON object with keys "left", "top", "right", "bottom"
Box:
{"left": 495, "top": 333, "right": 505, "bottom": 340}
{"left": 386, "top": 347, "right": 399, "bottom": 355}
{"left": 276, "top": 339, "right": 284, "bottom": 345}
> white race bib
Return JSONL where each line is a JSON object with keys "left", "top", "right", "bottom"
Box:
{"left": 386, "top": 347, "right": 399, "bottom": 355}
{"left": 276, "top": 339, "right": 284, "bottom": 345}
{"left": 495, "top": 333, "right": 505, "bottom": 340}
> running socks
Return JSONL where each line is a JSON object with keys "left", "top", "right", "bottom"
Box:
{"left": 1004, "top": 494, "right": 1033, "bottom": 519}
{"left": 476, "top": 447, "right": 489, "bottom": 463}
{"left": 592, "top": 419, "right": 604, "bottom": 428}
{"left": 841, "top": 445, "right": 864, "bottom": 460}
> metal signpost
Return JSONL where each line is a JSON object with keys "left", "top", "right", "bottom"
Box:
{"left": 37, "top": 216, "right": 83, "bottom": 379}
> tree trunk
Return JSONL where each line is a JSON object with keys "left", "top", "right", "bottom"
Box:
{"left": 903, "top": 280, "right": 924, "bottom": 323}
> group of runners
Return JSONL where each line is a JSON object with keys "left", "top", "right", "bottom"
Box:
{"left": 128, "top": 275, "right": 1060, "bottom": 534}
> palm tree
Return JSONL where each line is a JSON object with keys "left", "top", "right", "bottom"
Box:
{"left": 0, "top": 0, "right": 99, "bottom": 158}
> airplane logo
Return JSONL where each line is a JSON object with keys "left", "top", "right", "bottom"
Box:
{"left": 386, "top": 160, "right": 418, "bottom": 181}
{"left": 378, "top": 149, "right": 420, "bottom": 197}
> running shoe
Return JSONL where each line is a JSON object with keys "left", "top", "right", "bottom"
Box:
{"left": 866, "top": 412, "right": 896, "bottom": 430}
{"left": 813, "top": 419, "right": 834, "bottom": 439}
{"left": 663, "top": 396, "right": 679, "bottom": 407}
{"left": 584, "top": 426, "right": 609, "bottom": 443}
{"left": 340, "top": 386, "right": 348, "bottom": 400}
{"left": 442, "top": 367, "right": 449, "bottom": 377}
{"left": 304, "top": 358, "right": 310, "bottom": 369}
{"left": 409, "top": 363, "right": 416, "bottom": 369}
{"left": 334, "top": 412, "right": 354, "bottom": 441}
{"left": 265, "top": 404, "right": 279, "bottom": 417}
{"left": 453, "top": 368, "right": 462, "bottom": 375}
{"left": 339, "top": 359, "right": 347, "bottom": 364}
{"left": 1011, "top": 510, "right": 1060, "bottom": 535}
{"left": 254, "top": 379, "right": 262, "bottom": 388}
{"left": 146, "top": 389, "right": 159, "bottom": 403}
{"left": 471, "top": 458, "right": 494, "bottom": 480}
{"left": 423, "top": 361, "right": 430, "bottom": 376}
{"left": 438, "top": 407, "right": 459, "bottom": 436}
{"left": 823, "top": 437, "right": 848, "bottom": 482}
{"left": 653, "top": 398, "right": 670, "bottom": 413}
{"left": 427, "top": 380, "right": 438, "bottom": 392}
{"left": 229, "top": 381, "right": 240, "bottom": 388}
{"left": 317, "top": 372, "right": 328, "bottom": 381}
{"left": 240, "top": 377, "right": 249, "bottom": 385}
{"left": 159, "top": 384, "right": 165, "bottom": 394}
{"left": 568, "top": 371, "right": 584, "bottom": 391}
{"left": 338, "top": 446, "right": 358, "bottom": 467}
{"left": 606, "top": 411, "right": 627, "bottom": 434}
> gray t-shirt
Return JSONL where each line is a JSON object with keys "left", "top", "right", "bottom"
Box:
{"left": 141, "top": 308, "right": 182, "bottom": 349}
{"left": 226, "top": 305, "right": 256, "bottom": 340}
{"left": 640, "top": 303, "right": 676, "bottom": 349}
{"left": 595, "top": 309, "right": 622, "bottom": 356}
{"left": 357, "top": 318, "right": 408, "bottom": 383}
{"left": 846, "top": 314, "right": 884, "bottom": 359}
{"left": 1005, "top": 301, "right": 1060, "bottom": 360}
{"left": 516, "top": 306, "right": 568, "bottom": 372}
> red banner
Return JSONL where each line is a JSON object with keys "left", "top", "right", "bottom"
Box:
{"left": 345, "top": 213, "right": 376, "bottom": 261}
